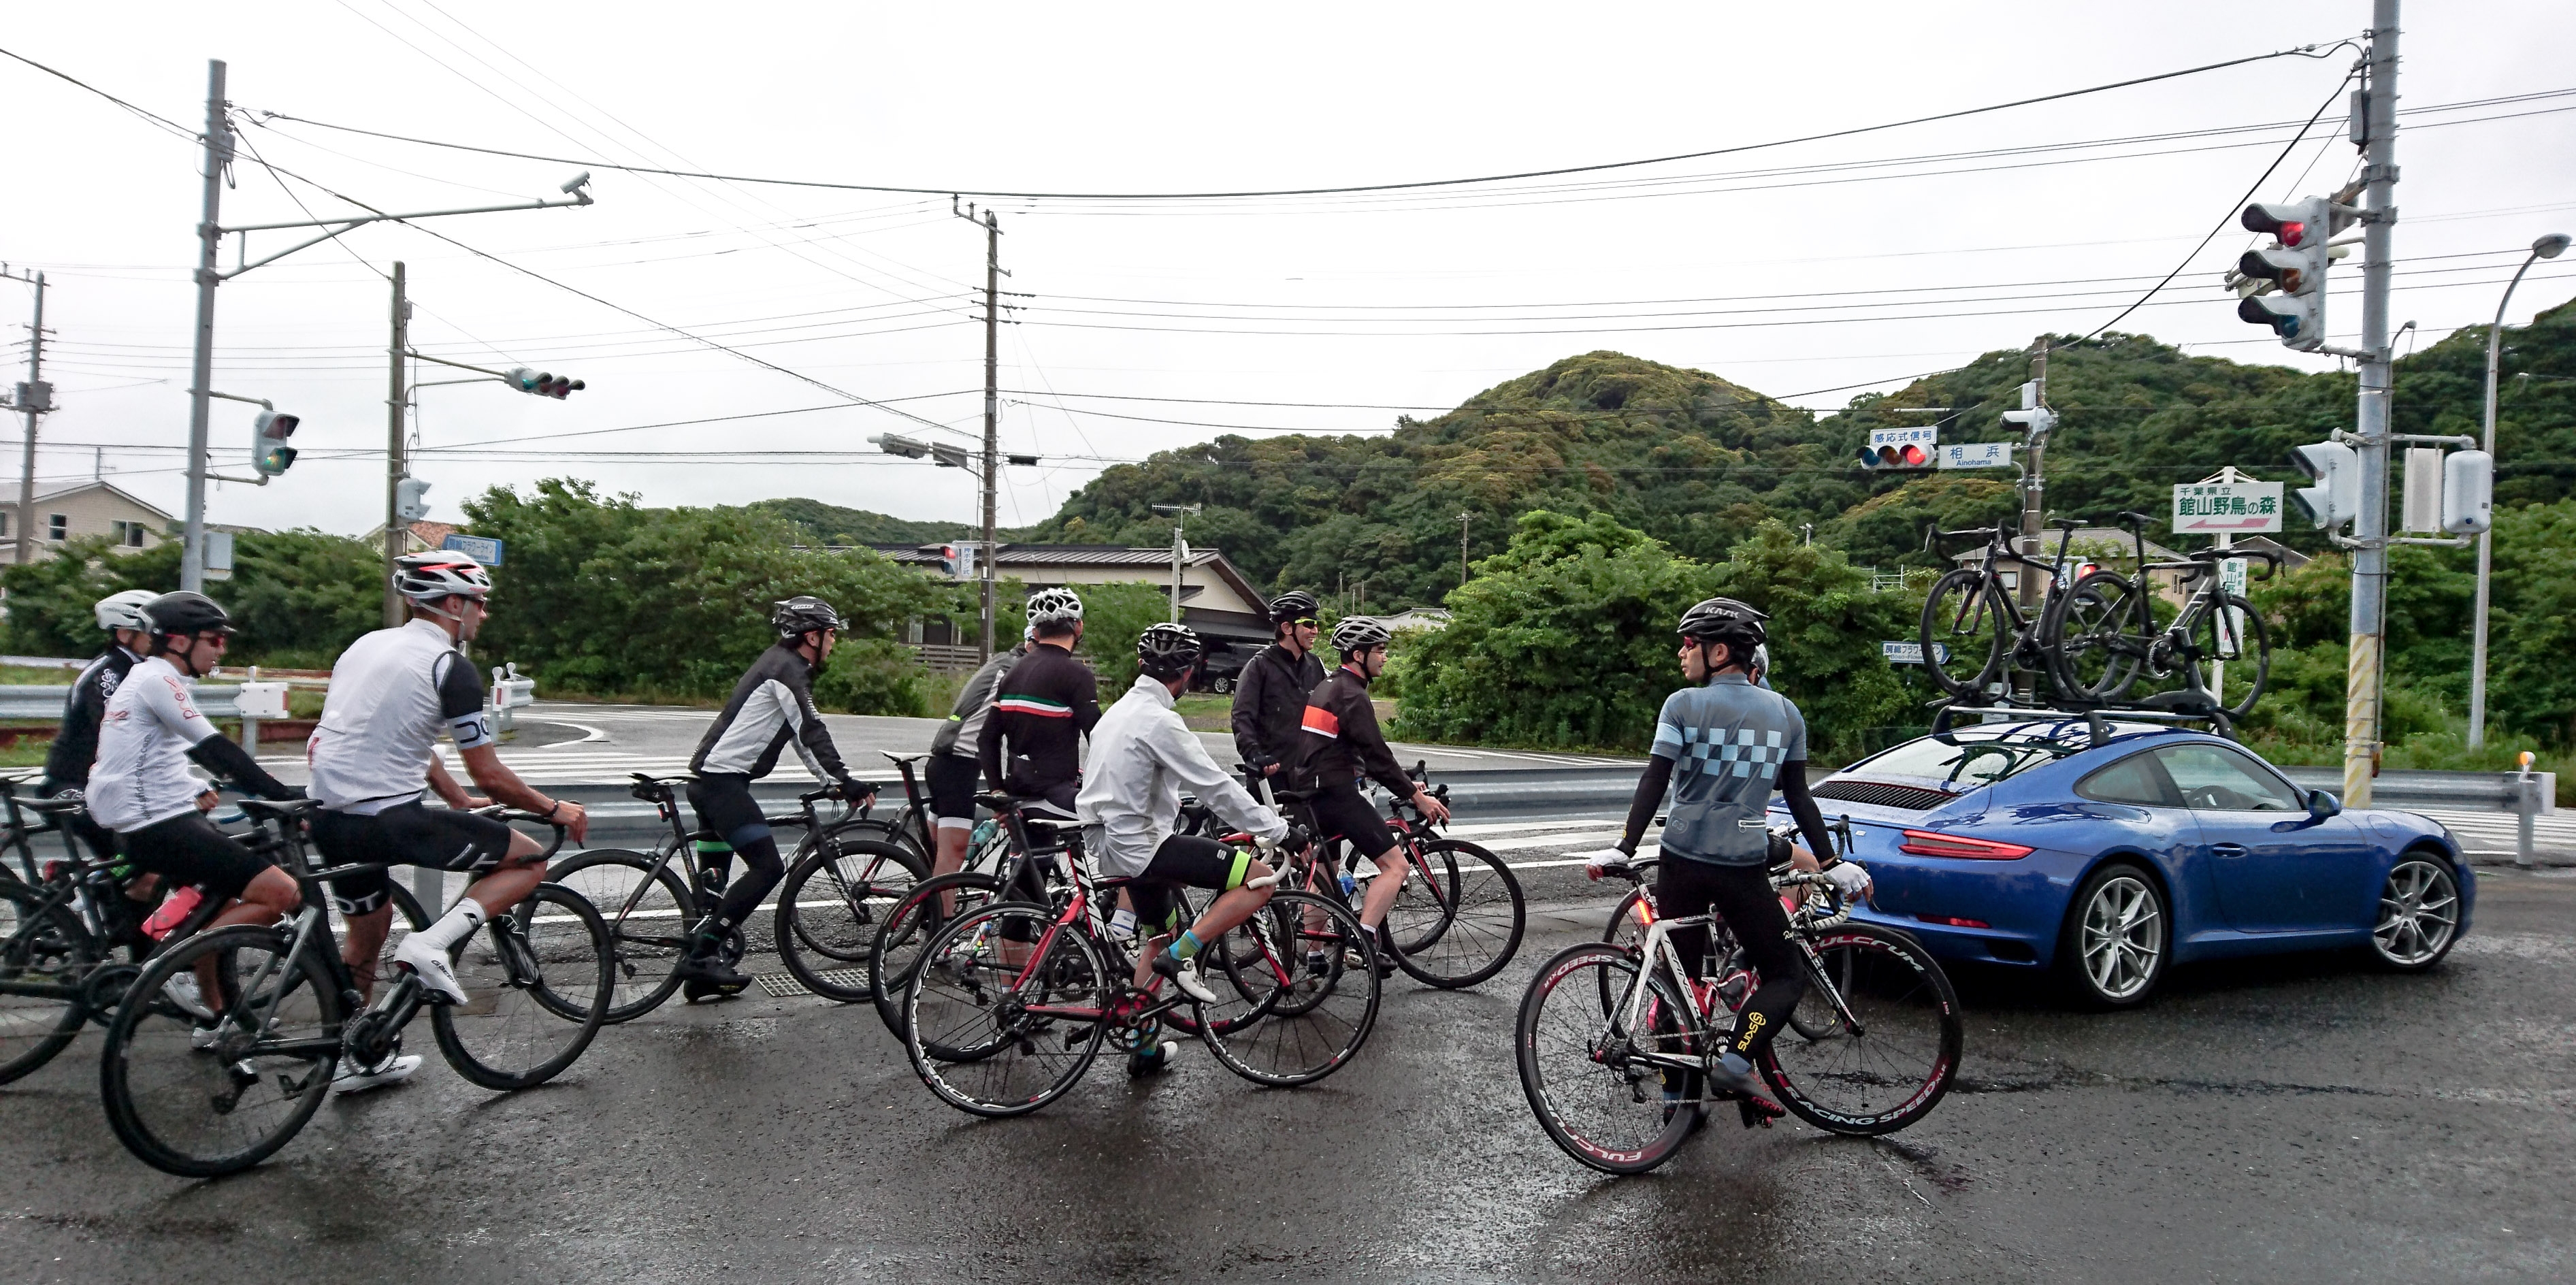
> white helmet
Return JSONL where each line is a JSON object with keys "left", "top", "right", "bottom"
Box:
{"left": 393, "top": 551, "right": 494, "bottom": 607}
{"left": 1026, "top": 586, "right": 1084, "bottom": 630}
{"left": 95, "top": 588, "right": 159, "bottom": 632}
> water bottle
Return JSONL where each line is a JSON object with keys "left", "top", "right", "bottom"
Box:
{"left": 1107, "top": 905, "right": 1139, "bottom": 941}
{"left": 969, "top": 817, "right": 998, "bottom": 853}
{"left": 143, "top": 885, "right": 205, "bottom": 941}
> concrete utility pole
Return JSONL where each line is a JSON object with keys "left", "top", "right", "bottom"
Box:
{"left": 181, "top": 59, "right": 229, "bottom": 593}
{"left": 1458, "top": 511, "right": 1472, "bottom": 586}
{"left": 957, "top": 204, "right": 1002, "bottom": 662}
{"left": 3, "top": 267, "right": 48, "bottom": 565}
{"left": 2016, "top": 338, "right": 2051, "bottom": 700}
{"left": 384, "top": 262, "right": 409, "bottom": 626}
{"left": 2344, "top": 2, "right": 2401, "bottom": 807}
{"left": 1154, "top": 503, "right": 1200, "bottom": 623}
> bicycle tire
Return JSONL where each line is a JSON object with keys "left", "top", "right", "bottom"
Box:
{"left": 1198, "top": 890, "right": 1379, "bottom": 1087}
{"left": 430, "top": 883, "right": 613, "bottom": 1091}
{"left": 2185, "top": 591, "right": 2270, "bottom": 720}
{"left": 1384, "top": 839, "right": 1525, "bottom": 989}
{"left": 777, "top": 837, "right": 928, "bottom": 1005}
{"left": 98, "top": 924, "right": 343, "bottom": 1177}
{"left": 902, "top": 902, "right": 1107, "bottom": 1118}
{"left": 2046, "top": 568, "right": 2150, "bottom": 702}
{"left": 545, "top": 847, "right": 692, "bottom": 1023}
{"left": 0, "top": 885, "right": 102, "bottom": 1085}
{"left": 1516, "top": 941, "right": 1700, "bottom": 1175}
{"left": 1758, "top": 922, "right": 1962, "bottom": 1136}
{"left": 830, "top": 813, "right": 928, "bottom": 864}
{"left": 1921, "top": 568, "right": 2008, "bottom": 698}
{"left": 868, "top": 871, "right": 1005, "bottom": 1035}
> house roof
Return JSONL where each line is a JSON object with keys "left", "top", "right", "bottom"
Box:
{"left": 18, "top": 479, "right": 176, "bottom": 522}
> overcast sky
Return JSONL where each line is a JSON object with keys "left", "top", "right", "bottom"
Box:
{"left": 5, "top": 1, "right": 2571, "bottom": 541}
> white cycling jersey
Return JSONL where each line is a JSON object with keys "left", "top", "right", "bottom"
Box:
{"left": 306, "top": 619, "right": 493, "bottom": 814}
{"left": 86, "top": 656, "right": 218, "bottom": 832}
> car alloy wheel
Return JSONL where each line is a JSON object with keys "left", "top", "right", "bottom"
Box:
{"left": 2370, "top": 858, "right": 2460, "bottom": 969}
{"left": 2075, "top": 869, "right": 2164, "bottom": 1004}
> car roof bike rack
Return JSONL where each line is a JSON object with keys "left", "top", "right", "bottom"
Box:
{"left": 1927, "top": 694, "right": 2237, "bottom": 749}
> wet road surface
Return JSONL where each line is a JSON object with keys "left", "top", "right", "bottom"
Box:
{"left": 5, "top": 853, "right": 2570, "bottom": 1282}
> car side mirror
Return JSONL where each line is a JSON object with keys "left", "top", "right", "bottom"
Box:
{"left": 2306, "top": 790, "right": 2341, "bottom": 821}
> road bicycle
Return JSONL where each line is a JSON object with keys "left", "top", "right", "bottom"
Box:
{"left": 899, "top": 792, "right": 1380, "bottom": 1117}
{"left": 544, "top": 773, "right": 925, "bottom": 1019}
{"left": 1518, "top": 853, "right": 1961, "bottom": 1175}
{"left": 1270, "top": 764, "right": 1526, "bottom": 990}
{"left": 2044, "top": 511, "right": 2280, "bottom": 721}
{"left": 862, "top": 755, "right": 1022, "bottom": 1033}
{"left": 97, "top": 798, "right": 612, "bottom": 1177}
{"left": 1919, "top": 516, "right": 2099, "bottom": 700}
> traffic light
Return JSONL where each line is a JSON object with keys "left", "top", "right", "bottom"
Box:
{"left": 504, "top": 367, "right": 585, "bottom": 399}
{"left": 940, "top": 542, "right": 974, "bottom": 579}
{"left": 2230, "top": 199, "right": 2334, "bottom": 351}
{"left": 2441, "top": 449, "right": 2494, "bottom": 536}
{"left": 250, "top": 408, "right": 299, "bottom": 476}
{"left": 1857, "top": 427, "right": 1936, "bottom": 470}
{"left": 2286, "top": 441, "right": 2359, "bottom": 531}
{"left": 395, "top": 476, "right": 433, "bottom": 523}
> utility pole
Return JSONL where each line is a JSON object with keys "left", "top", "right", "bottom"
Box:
{"left": 384, "top": 261, "right": 409, "bottom": 625}
{"left": 3, "top": 267, "right": 48, "bottom": 565}
{"left": 1458, "top": 511, "right": 1472, "bottom": 587}
{"left": 2015, "top": 337, "right": 2051, "bottom": 701}
{"left": 2345, "top": 3, "right": 2400, "bottom": 807}
{"left": 181, "top": 59, "right": 229, "bottom": 593}
{"left": 954, "top": 200, "right": 1003, "bottom": 662}
{"left": 1153, "top": 503, "right": 1200, "bottom": 623}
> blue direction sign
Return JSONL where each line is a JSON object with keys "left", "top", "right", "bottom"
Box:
{"left": 441, "top": 533, "right": 504, "bottom": 566}
{"left": 1881, "top": 640, "right": 1952, "bottom": 666}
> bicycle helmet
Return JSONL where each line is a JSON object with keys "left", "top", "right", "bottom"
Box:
{"left": 1268, "top": 589, "right": 1320, "bottom": 625}
{"left": 1026, "top": 586, "right": 1085, "bottom": 630}
{"left": 140, "top": 591, "right": 235, "bottom": 640}
{"left": 1330, "top": 616, "right": 1392, "bottom": 655}
{"left": 1677, "top": 596, "right": 1767, "bottom": 666}
{"left": 1136, "top": 622, "right": 1205, "bottom": 680}
{"left": 393, "top": 551, "right": 493, "bottom": 603}
{"left": 95, "top": 588, "right": 159, "bottom": 632}
{"left": 771, "top": 595, "right": 845, "bottom": 640}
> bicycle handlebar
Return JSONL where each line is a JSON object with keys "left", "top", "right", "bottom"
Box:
{"left": 470, "top": 806, "right": 570, "bottom": 858}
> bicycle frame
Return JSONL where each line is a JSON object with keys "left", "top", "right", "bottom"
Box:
{"left": 1599, "top": 870, "right": 1868, "bottom": 1083}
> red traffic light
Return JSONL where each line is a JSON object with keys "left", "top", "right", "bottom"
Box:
{"left": 1900, "top": 443, "right": 1927, "bottom": 467}
{"left": 2242, "top": 203, "right": 2314, "bottom": 248}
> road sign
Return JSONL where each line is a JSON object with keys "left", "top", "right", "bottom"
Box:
{"left": 442, "top": 532, "right": 504, "bottom": 566}
{"left": 2172, "top": 481, "right": 2285, "bottom": 534}
{"left": 1882, "top": 640, "right": 1952, "bottom": 666}
{"left": 1938, "top": 442, "right": 2012, "bottom": 470}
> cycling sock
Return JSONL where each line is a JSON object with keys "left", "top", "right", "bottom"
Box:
{"left": 1163, "top": 929, "right": 1205, "bottom": 962}
{"left": 412, "top": 900, "right": 487, "bottom": 954}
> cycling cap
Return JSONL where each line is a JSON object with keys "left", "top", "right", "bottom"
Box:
{"left": 1026, "top": 586, "right": 1085, "bottom": 629}
{"left": 1330, "top": 617, "right": 1392, "bottom": 654}
{"left": 393, "top": 551, "right": 494, "bottom": 603}
{"left": 1268, "top": 589, "right": 1320, "bottom": 625}
{"left": 771, "top": 595, "right": 845, "bottom": 640}
{"left": 140, "top": 591, "right": 235, "bottom": 638}
{"left": 1136, "top": 622, "right": 1205, "bottom": 679}
{"left": 95, "top": 588, "right": 159, "bottom": 632}
{"left": 1676, "top": 597, "right": 1767, "bottom": 651}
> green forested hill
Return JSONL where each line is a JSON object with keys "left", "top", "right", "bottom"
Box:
{"left": 748, "top": 498, "right": 989, "bottom": 547}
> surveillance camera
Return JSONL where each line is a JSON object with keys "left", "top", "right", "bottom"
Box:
{"left": 561, "top": 171, "right": 591, "bottom": 195}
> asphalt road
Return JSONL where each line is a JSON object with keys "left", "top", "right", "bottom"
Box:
{"left": 5, "top": 824, "right": 2571, "bottom": 1282}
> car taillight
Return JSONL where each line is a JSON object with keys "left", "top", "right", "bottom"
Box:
{"left": 1917, "top": 914, "right": 1993, "bottom": 928}
{"left": 1898, "top": 829, "right": 2034, "bottom": 860}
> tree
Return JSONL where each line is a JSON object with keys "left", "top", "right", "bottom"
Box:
{"left": 1071, "top": 581, "right": 1173, "bottom": 694}
{"left": 1700, "top": 521, "right": 1915, "bottom": 764}
{"left": 0, "top": 530, "right": 378, "bottom": 666}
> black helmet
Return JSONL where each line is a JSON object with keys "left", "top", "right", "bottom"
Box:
{"left": 1677, "top": 597, "right": 1767, "bottom": 659}
{"left": 1137, "top": 623, "right": 1205, "bottom": 679}
{"left": 772, "top": 596, "right": 845, "bottom": 640}
{"left": 1268, "top": 589, "right": 1320, "bottom": 625}
{"left": 1330, "top": 617, "right": 1392, "bottom": 655}
{"left": 141, "top": 591, "right": 235, "bottom": 640}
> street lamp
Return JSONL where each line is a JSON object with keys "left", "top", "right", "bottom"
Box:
{"left": 1152, "top": 504, "right": 1201, "bottom": 623}
{"left": 873, "top": 433, "right": 1039, "bottom": 660}
{"left": 2468, "top": 231, "right": 2571, "bottom": 748}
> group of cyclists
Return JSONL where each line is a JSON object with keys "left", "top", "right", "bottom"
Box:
{"left": 25, "top": 549, "right": 1875, "bottom": 1126}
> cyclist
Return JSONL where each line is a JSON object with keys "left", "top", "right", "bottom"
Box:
{"left": 1228, "top": 589, "right": 1324, "bottom": 799}
{"left": 87, "top": 592, "right": 306, "bottom": 1024}
{"left": 1284, "top": 616, "right": 1448, "bottom": 972}
{"left": 1583, "top": 598, "right": 1866, "bottom": 1113}
{"left": 42, "top": 588, "right": 164, "bottom": 924}
{"left": 310, "top": 552, "right": 590, "bottom": 1090}
{"left": 673, "top": 595, "right": 879, "bottom": 998}
{"left": 925, "top": 624, "right": 1031, "bottom": 884}
{"left": 976, "top": 587, "right": 1097, "bottom": 814}
{"left": 1075, "top": 623, "right": 1288, "bottom": 1073}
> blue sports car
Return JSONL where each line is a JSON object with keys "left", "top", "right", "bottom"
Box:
{"left": 1768, "top": 718, "right": 2475, "bottom": 1006}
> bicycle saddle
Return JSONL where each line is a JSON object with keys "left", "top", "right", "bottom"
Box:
{"left": 2114, "top": 510, "right": 2153, "bottom": 528}
{"left": 15, "top": 795, "right": 87, "bottom": 818}
{"left": 881, "top": 751, "right": 927, "bottom": 766}
{"left": 238, "top": 797, "right": 320, "bottom": 821}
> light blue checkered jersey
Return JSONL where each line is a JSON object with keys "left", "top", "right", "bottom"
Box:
{"left": 1650, "top": 672, "right": 1808, "bottom": 866}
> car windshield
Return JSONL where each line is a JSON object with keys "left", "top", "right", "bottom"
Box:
{"left": 1846, "top": 732, "right": 2078, "bottom": 792}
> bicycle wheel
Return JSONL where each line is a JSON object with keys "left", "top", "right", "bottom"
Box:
{"left": 1198, "top": 890, "right": 1379, "bottom": 1088}
{"left": 1384, "top": 839, "right": 1525, "bottom": 989}
{"left": 902, "top": 902, "right": 1105, "bottom": 1118}
{"left": 1920, "top": 568, "right": 2006, "bottom": 698}
{"left": 430, "top": 884, "right": 613, "bottom": 1090}
{"left": 0, "top": 886, "right": 101, "bottom": 1085}
{"left": 546, "top": 847, "right": 691, "bottom": 1022}
{"left": 99, "top": 924, "right": 343, "bottom": 1177}
{"left": 778, "top": 837, "right": 928, "bottom": 1005}
{"left": 1516, "top": 941, "right": 1701, "bottom": 1175}
{"left": 2047, "top": 569, "right": 2150, "bottom": 702}
{"left": 1758, "top": 923, "right": 1962, "bottom": 1136}
{"left": 830, "top": 813, "right": 928, "bottom": 864}
{"left": 868, "top": 871, "right": 1004, "bottom": 1035}
{"left": 2182, "top": 591, "right": 2270, "bottom": 720}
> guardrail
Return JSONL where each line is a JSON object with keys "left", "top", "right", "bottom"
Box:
{"left": 1, "top": 663, "right": 543, "bottom": 734}
{"left": 2279, "top": 765, "right": 2556, "bottom": 867}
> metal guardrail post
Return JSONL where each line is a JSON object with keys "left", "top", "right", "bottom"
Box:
{"left": 2517, "top": 753, "right": 2539, "bottom": 870}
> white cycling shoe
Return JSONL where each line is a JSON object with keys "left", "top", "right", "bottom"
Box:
{"left": 393, "top": 934, "right": 470, "bottom": 1005}
{"left": 334, "top": 1052, "right": 422, "bottom": 1094}
{"left": 1152, "top": 953, "right": 1220, "bottom": 1005}
{"left": 161, "top": 972, "right": 216, "bottom": 1022}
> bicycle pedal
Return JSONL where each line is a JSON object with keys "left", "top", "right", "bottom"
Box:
{"left": 1738, "top": 1097, "right": 1784, "bottom": 1129}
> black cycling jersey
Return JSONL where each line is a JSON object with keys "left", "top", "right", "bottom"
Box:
{"left": 1228, "top": 642, "right": 1325, "bottom": 777}
{"left": 975, "top": 640, "right": 1098, "bottom": 807}
{"left": 689, "top": 641, "right": 862, "bottom": 789}
{"left": 42, "top": 643, "right": 141, "bottom": 790}
{"left": 1286, "top": 664, "right": 1414, "bottom": 800}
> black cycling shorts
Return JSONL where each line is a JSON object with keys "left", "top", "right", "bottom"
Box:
{"left": 119, "top": 810, "right": 276, "bottom": 902}
{"left": 685, "top": 774, "right": 774, "bottom": 849}
{"left": 1304, "top": 781, "right": 1399, "bottom": 860}
{"left": 926, "top": 754, "right": 981, "bottom": 826}
{"left": 312, "top": 802, "right": 519, "bottom": 915}
{"left": 1125, "top": 834, "right": 1256, "bottom": 934}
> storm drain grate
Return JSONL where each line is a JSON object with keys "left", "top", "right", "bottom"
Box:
{"left": 754, "top": 969, "right": 869, "bottom": 998}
